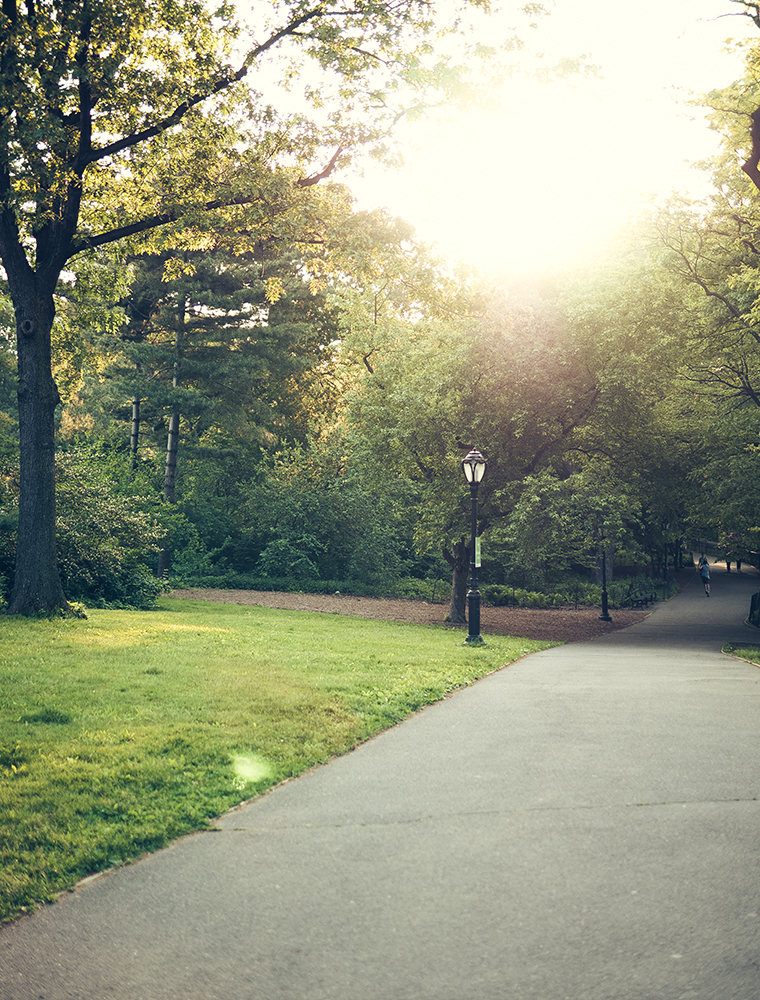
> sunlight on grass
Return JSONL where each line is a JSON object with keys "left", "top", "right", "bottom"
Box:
{"left": 231, "top": 753, "right": 274, "bottom": 789}
{"left": 0, "top": 597, "right": 555, "bottom": 923}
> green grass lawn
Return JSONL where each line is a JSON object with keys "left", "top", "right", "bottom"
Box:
{"left": 723, "top": 643, "right": 760, "bottom": 665}
{"left": 0, "top": 597, "right": 555, "bottom": 923}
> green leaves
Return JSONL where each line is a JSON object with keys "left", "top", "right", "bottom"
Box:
{"left": 0, "top": 0, "right": 522, "bottom": 268}
{"left": 493, "top": 470, "right": 639, "bottom": 585}
{"left": 53, "top": 449, "right": 167, "bottom": 607}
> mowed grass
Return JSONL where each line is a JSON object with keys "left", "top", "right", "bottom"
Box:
{"left": 0, "top": 597, "right": 555, "bottom": 923}
{"left": 723, "top": 643, "right": 760, "bottom": 666}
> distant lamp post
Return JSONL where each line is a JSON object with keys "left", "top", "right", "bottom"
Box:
{"left": 662, "top": 521, "right": 670, "bottom": 581}
{"left": 462, "top": 448, "right": 487, "bottom": 644}
{"left": 599, "top": 535, "right": 612, "bottom": 623}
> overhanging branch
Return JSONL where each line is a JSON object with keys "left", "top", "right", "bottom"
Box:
{"left": 68, "top": 193, "right": 335, "bottom": 258}
{"left": 742, "top": 106, "right": 760, "bottom": 191}
{"left": 297, "top": 146, "right": 344, "bottom": 187}
{"left": 81, "top": 4, "right": 329, "bottom": 168}
{"left": 68, "top": 193, "right": 264, "bottom": 256}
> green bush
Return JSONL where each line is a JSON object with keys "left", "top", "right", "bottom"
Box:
{"left": 0, "top": 453, "right": 168, "bottom": 610}
{"left": 481, "top": 574, "right": 677, "bottom": 610}
{"left": 198, "top": 449, "right": 414, "bottom": 583}
{"left": 168, "top": 571, "right": 451, "bottom": 602}
{"left": 169, "top": 571, "right": 680, "bottom": 610}
{"left": 393, "top": 577, "right": 450, "bottom": 603}
{"left": 62, "top": 560, "right": 168, "bottom": 610}
{"left": 55, "top": 452, "right": 167, "bottom": 608}
{"left": 481, "top": 584, "right": 567, "bottom": 609}
{"left": 481, "top": 585, "right": 518, "bottom": 607}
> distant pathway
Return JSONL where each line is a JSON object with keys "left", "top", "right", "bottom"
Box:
{"left": 2, "top": 564, "right": 759, "bottom": 1000}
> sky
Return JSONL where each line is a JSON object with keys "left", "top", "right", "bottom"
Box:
{"left": 346, "top": 0, "right": 757, "bottom": 274}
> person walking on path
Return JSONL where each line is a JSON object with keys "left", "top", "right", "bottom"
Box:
{"left": 698, "top": 553, "right": 711, "bottom": 595}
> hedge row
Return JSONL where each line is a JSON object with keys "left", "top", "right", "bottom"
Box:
{"left": 170, "top": 573, "right": 678, "bottom": 610}
{"left": 169, "top": 573, "right": 452, "bottom": 604}
{"left": 481, "top": 576, "right": 678, "bottom": 610}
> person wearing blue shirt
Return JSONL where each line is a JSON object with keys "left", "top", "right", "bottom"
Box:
{"left": 697, "top": 554, "right": 711, "bottom": 596}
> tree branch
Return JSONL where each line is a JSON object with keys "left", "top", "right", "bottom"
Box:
{"left": 81, "top": 5, "right": 329, "bottom": 168}
{"left": 297, "top": 146, "right": 345, "bottom": 187}
{"left": 731, "top": 0, "right": 760, "bottom": 30}
{"left": 742, "top": 106, "right": 760, "bottom": 191}
{"left": 522, "top": 387, "right": 600, "bottom": 475}
{"left": 68, "top": 192, "right": 272, "bottom": 256}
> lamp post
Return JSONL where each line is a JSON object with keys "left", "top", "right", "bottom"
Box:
{"left": 662, "top": 521, "right": 670, "bottom": 581}
{"left": 599, "top": 535, "right": 612, "bottom": 623}
{"left": 462, "top": 448, "right": 487, "bottom": 644}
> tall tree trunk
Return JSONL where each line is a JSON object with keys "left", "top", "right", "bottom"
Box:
{"left": 156, "top": 407, "right": 179, "bottom": 578}
{"left": 162, "top": 409, "right": 180, "bottom": 504}
{"left": 8, "top": 290, "right": 68, "bottom": 614}
{"left": 442, "top": 537, "right": 470, "bottom": 623}
{"left": 158, "top": 410, "right": 179, "bottom": 577}
{"left": 593, "top": 544, "right": 614, "bottom": 586}
{"left": 130, "top": 397, "right": 140, "bottom": 473}
{"left": 156, "top": 302, "right": 184, "bottom": 578}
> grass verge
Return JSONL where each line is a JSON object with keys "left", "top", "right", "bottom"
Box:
{"left": 0, "top": 597, "right": 555, "bottom": 923}
{"left": 723, "top": 642, "right": 760, "bottom": 665}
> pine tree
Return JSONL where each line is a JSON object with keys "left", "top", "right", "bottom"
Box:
{"left": 93, "top": 245, "right": 341, "bottom": 573}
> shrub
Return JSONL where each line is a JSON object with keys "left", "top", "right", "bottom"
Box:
{"left": 481, "top": 585, "right": 568, "bottom": 609}
{"left": 481, "top": 575, "right": 677, "bottom": 610}
{"left": 0, "top": 453, "right": 168, "bottom": 610}
{"left": 168, "top": 571, "right": 451, "bottom": 602}
{"left": 54, "top": 452, "right": 168, "bottom": 608}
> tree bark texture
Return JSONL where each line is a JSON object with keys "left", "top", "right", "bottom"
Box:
{"left": 8, "top": 293, "right": 68, "bottom": 614}
{"left": 443, "top": 537, "right": 470, "bottom": 623}
{"left": 156, "top": 409, "right": 180, "bottom": 578}
{"left": 130, "top": 397, "right": 141, "bottom": 473}
{"left": 162, "top": 410, "right": 180, "bottom": 505}
{"left": 743, "top": 105, "right": 760, "bottom": 191}
{"left": 593, "top": 544, "right": 614, "bottom": 586}
{"left": 157, "top": 306, "right": 183, "bottom": 577}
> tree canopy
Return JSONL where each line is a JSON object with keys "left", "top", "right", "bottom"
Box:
{"left": 0, "top": 0, "right": 536, "bottom": 613}
{"left": 1, "top": 1, "right": 760, "bottom": 616}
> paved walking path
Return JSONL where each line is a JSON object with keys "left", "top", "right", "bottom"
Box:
{"left": 2, "top": 565, "right": 760, "bottom": 1000}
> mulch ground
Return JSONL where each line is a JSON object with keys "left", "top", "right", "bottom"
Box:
{"left": 169, "top": 588, "right": 656, "bottom": 643}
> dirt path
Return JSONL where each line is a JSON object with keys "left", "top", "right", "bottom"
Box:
{"left": 169, "top": 588, "right": 652, "bottom": 643}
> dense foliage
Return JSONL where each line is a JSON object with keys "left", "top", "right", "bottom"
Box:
{"left": 0, "top": 450, "right": 168, "bottom": 609}
{"left": 0, "top": 1, "right": 759, "bottom": 613}
{"left": 0, "top": 0, "right": 528, "bottom": 614}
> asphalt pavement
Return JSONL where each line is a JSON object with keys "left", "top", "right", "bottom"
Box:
{"left": 1, "top": 562, "right": 760, "bottom": 1000}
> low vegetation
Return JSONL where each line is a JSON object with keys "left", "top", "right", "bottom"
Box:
{"left": 723, "top": 643, "right": 760, "bottom": 665}
{"left": 170, "top": 571, "right": 679, "bottom": 611}
{"left": 0, "top": 597, "right": 554, "bottom": 924}
{"left": 481, "top": 574, "right": 678, "bottom": 610}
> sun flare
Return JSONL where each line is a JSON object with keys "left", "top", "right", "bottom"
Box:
{"left": 349, "top": 0, "right": 754, "bottom": 274}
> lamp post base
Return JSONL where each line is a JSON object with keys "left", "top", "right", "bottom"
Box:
{"left": 599, "top": 546, "right": 612, "bottom": 622}
{"left": 465, "top": 587, "right": 484, "bottom": 645}
{"left": 600, "top": 585, "right": 612, "bottom": 622}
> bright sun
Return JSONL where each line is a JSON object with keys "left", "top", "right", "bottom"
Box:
{"left": 349, "top": 0, "right": 755, "bottom": 274}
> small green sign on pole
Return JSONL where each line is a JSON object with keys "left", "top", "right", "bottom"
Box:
{"left": 475, "top": 535, "right": 481, "bottom": 568}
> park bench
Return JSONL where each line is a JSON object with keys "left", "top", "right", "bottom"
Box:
{"left": 625, "top": 586, "right": 657, "bottom": 609}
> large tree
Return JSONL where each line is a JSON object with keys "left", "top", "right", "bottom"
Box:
{"left": 343, "top": 246, "right": 707, "bottom": 616}
{"left": 343, "top": 279, "right": 613, "bottom": 619}
{"left": 0, "top": 0, "right": 521, "bottom": 614}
